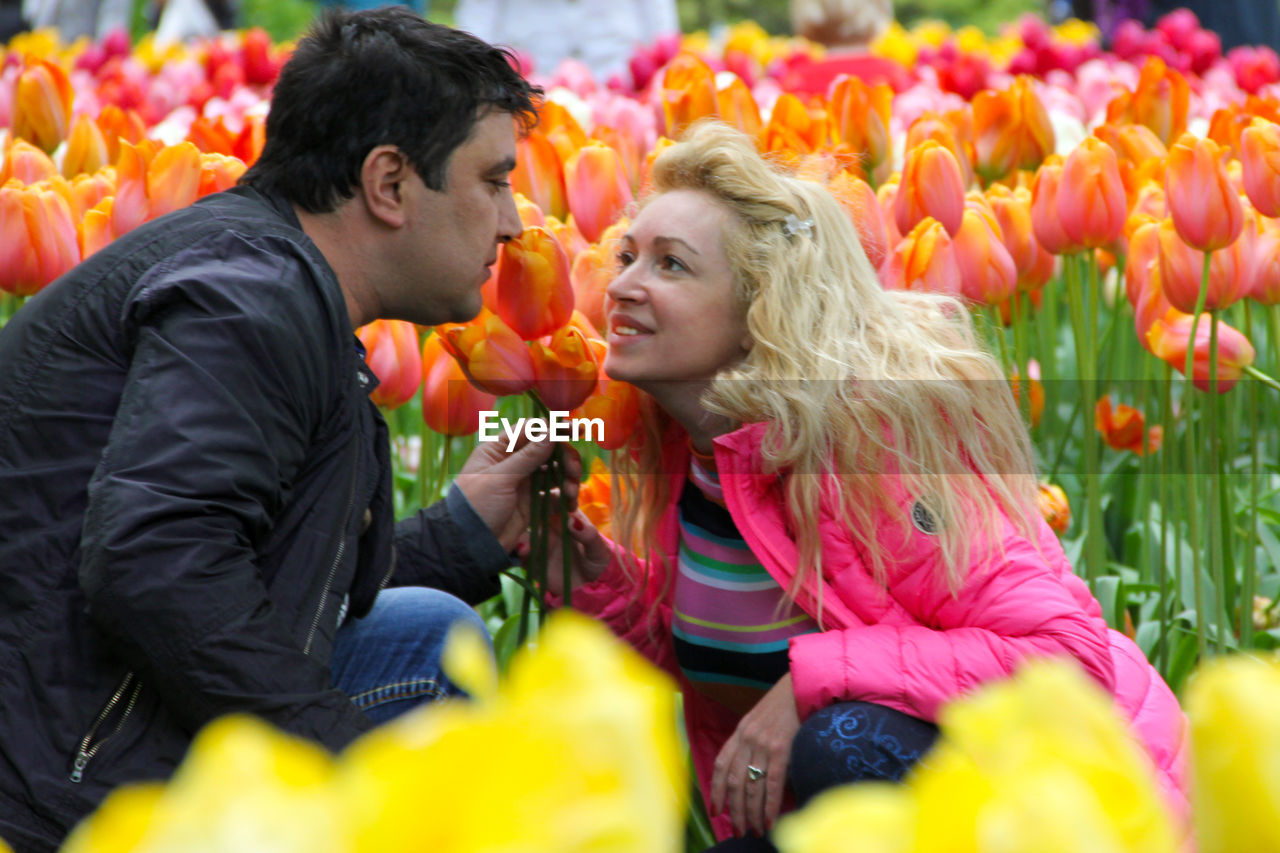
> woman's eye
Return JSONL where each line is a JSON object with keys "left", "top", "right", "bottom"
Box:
{"left": 662, "top": 255, "right": 686, "bottom": 272}
{"left": 616, "top": 251, "right": 635, "bottom": 267}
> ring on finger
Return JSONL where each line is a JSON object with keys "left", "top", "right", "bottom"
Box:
{"left": 746, "top": 764, "right": 766, "bottom": 782}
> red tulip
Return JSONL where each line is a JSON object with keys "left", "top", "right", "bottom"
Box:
{"left": 496, "top": 225, "right": 575, "bottom": 340}
{"left": 421, "top": 333, "right": 497, "bottom": 436}
{"left": 1095, "top": 395, "right": 1162, "bottom": 455}
{"left": 356, "top": 320, "right": 423, "bottom": 409}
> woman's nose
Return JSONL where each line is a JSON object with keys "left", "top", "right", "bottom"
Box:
{"left": 605, "top": 263, "right": 643, "bottom": 302}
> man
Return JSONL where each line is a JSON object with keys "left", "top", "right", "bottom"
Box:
{"left": 0, "top": 9, "right": 552, "bottom": 850}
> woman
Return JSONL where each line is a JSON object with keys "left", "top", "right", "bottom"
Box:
{"left": 555, "top": 121, "right": 1187, "bottom": 849}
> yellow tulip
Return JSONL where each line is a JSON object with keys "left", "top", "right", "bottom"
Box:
{"left": 1186, "top": 653, "right": 1280, "bottom": 853}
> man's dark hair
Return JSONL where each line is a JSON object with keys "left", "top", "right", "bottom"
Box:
{"left": 241, "top": 7, "right": 541, "bottom": 212}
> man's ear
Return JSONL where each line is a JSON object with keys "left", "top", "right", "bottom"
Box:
{"left": 360, "top": 145, "right": 412, "bottom": 228}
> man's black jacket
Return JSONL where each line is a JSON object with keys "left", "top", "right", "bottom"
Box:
{"left": 0, "top": 186, "right": 504, "bottom": 851}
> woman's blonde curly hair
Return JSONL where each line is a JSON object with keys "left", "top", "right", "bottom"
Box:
{"left": 609, "top": 120, "right": 1038, "bottom": 621}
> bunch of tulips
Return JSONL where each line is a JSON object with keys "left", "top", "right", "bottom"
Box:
{"left": 4, "top": 12, "right": 1280, "bottom": 848}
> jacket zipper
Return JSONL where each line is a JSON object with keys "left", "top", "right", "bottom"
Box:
{"left": 70, "top": 673, "right": 142, "bottom": 783}
{"left": 304, "top": 442, "right": 359, "bottom": 655}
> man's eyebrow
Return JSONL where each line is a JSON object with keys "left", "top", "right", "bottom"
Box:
{"left": 486, "top": 157, "right": 517, "bottom": 176}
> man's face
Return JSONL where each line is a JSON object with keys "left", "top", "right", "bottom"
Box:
{"left": 393, "top": 110, "right": 522, "bottom": 325}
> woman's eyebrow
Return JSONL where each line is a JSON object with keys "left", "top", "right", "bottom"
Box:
{"left": 652, "top": 235, "right": 700, "bottom": 255}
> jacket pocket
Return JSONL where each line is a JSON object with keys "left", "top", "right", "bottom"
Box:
{"left": 69, "top": 672, "right": 142, "bottom": 783}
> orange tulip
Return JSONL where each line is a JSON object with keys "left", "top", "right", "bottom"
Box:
{"left": 1094, "top": 123, "right": 1168, "bottom": 204}
{"left": 876, "top": 178, "right": 902, "bottom": 248}
{"left": 146, "top": 142, "right": 203, "bottom": 221}
{"left": 513, "top": 130, "right": 567, "bottom": 222}
{"left": 1057, "top": 137, "right": 1127, "bottom": 250}
{"left": 1146, "top": 309, "right": 1256, "bottom": 393}
{"left": 197, "top": 153, "right": 247, "bottom": 198}
{"left": 0, "top": 182, "right": 80, "bottom": 295}
{"left": 13, "top": 58, "right": 73, "bottom": 153}
{"left": 421, "top": 333, "right": 497, "bottom": 436}
{"left": 971, "top": 76, "right": 1055, "bottom": 184}
{"left": 514, "top": 192, "right": 546, "bottom": 228}
{"left": 953, "top": 204, "right": 1017, "bottom": 305}
{"left": 1128, "top": 182, "right": 1167, "bottom": 226}
{"left": 1165, "top": 133, "right": 1242, "bottom": 252}
{"left": 356, "top": 320, "right": 423, "bottom": 409}
{"left": 1104, "top": 56, "right": 1190, "bottom": 146}
{"left": 2, "top": 139, "right": 58, "bottom": 185}
{"left": 68, "top": 171, "right": 114, "bottom": 220}
{"left": 905, "top": 112, "right": 975, "bottom": 190}
{"left": 661, "top": 53, "right": 719, "bottom": 138}
{"left": 760, "top": 93, "right": 828, "bottom": 157}
{"left": 1125, "top": 216, "right": 1162, "bottom": 310}
{"left": 110, "top": 141, "right": 150, "bottom": 239}
{"left": 828, "top": 76, "right": 892, "bottom": 177}
{"left": 1250, "top": 215, "right": 1280, "bottom": 305}
{"left": 883, "top": 218, "right": 961, "bottom": 295}
{"left": 185, "top": 116, "right": 237, "bottom": 157}
{"left": 986, "top": 184, "right": 1053, "bottom": 291}
{"left": 564, "top": 141, "right": 633, "bottom": 245}
{"left": 1095, "top": 395, "right": 1162, "bottom": 455}
{"left": 572, "top": 219, "right": 625, "bottom": 335}
{"left": 80, "top": 197, "right": 114, "bottom": 260}
{"left": 538, "top": 100, "right": 588, "bottom": 168}
{"left": 591, "top": 124, "right": 644, "bottom": 196}
{"left": 1240, "top": 119, "right": 1280, "bottom": 218}
{"left": 95, "top": 106, "right": 147, "bottom": 163}
{"left": 435, "top": 308, "right": 536, "bottom": 397}
{"left": 544, "top": 215, "right": 589, "bottom": 266}
{"left": 639, "top": 137, "right": 675, "bottom": 196}
{"left": 717, "top": 76, "right": 762, "bottom": 137}
{"left": 1157, "top": 217, "right": 1251, "bottom": 314}
{"left": 1009, "top": 359, "right": 1045, "bottom": 427}
{"left": 530, "top": 324, "right": 600, "bottom": 412}
{"left": 61, "top": 115, "right": 110, "bottom": 179}
{"left": 1037, "top": 482, "right": 1071, "bottom": 535}
{"left": 495, "top": 225, "right": 574, "bottom": 340}
{"left": 895, "top": 141, "right": 966, "bottom": 237}
{"left": 576, "top": 457, "right": 617, "bottom": 538}
{"left": 1030, "top": 156, "right": 1084, "bottom": 256}
{"left": 573, "top": 375, "right": 641, "bottom": 451}
{"left": 826, "top": 171, "right": 887, "bottom": 270}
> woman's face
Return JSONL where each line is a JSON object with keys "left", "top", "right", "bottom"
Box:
{"left": 603, "top": 189, "right": 751, "bottom": 390}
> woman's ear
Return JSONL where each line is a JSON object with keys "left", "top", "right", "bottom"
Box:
{"left": 360, "top": 144, "right": 412, "bottom": 228}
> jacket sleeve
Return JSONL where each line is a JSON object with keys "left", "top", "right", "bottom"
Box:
{"left": 788, "top": 514, "right": 1115, "bottom": 723}
{"left": 389, "top": 484, "right": 508, "bottom": 605}
{"left": 79, "top": 237, "right": 372, "bottom": 753}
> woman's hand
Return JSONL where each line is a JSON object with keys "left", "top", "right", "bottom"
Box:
{"left": 709, "top": 673, "right": 801, "bottom": 837}
{"left": 514, "top": 508, "right": 612, "bottom": 598}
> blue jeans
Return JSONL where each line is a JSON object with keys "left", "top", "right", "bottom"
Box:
{"left": 706, "top": 701, "right": 939, "bottom": 853}
{"left": 330, "top": 586, "right": 490, "bottom": 725}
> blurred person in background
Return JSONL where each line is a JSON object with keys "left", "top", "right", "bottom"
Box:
{"left": 18, "top": 0, "right": 131, "bottom": 39}
{"left": 454, "top": 0, "right": 678, "bottom": 81}
{"left": 780, "top": 0, "right": 913, "bottom": 95}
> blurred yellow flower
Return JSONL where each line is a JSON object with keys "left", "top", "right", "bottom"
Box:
{"left": 775, "top": 660, "right": 1181, "bottom": 853}
{"left": 1186, "top": 652, "right": 1280, "bottom": 853}
{"left": 1054, "top": 19, "right": 1102, "bottom": 46}
{"left": 62, "top": 612, "right": 685, "bottom": 853}
{"left": 871, "top": 22, "right": 918, "bottom": 68}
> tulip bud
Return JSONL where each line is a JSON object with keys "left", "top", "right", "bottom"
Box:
{"left": 13, "top": 58, "right": 73, "bottom": 154}
{"left": 1030, "top": 157, "right": 1084, "bottom": 256}
{"left": 564, "top": 142, "right": 633, "bottom": 245}
{"left": 1240, "top": 119, "right": 1280, "bottom": 217}
{"left": 828, "top": 76, "right": 892, "bottom": 176}
{"left": 356, "top": 320, "right": 423, "bottom": 409}
{"left": 953, "top": 205, "right": 1017, "bottom": 305}
{"left": 496, "top": 226, "right": 575, "bottom": 340}
{"left": 513, "top": 130, "right": 567, "bottom": 222}
{"left": 1146, "top": 310, "right": 1255, "bottom": 393}
{"left": 435, "top": 309, "right": 536, "bottom": 397}
{"left": 530, "top": 325, "right": 600, "bottom": 412}
{"left": 1165, "top": 133, "right": 1243, "bottom": 252}
{"left": 895, "top": 141, "right": 966, "bottom": 238}
{"left": 883, "top": 218, "right": 961, "bottom": 295}
{"left": 1036, "top": 481, "right": 1070, "bottom": 534}
{"left": 1058, "top": 137, "right": 1127, "bottom": 250}
{"left": 421, "top": 333, "right": 497, "bottom": 436}
{"left": 0, "top": 182, "right": 80, "bottom": 295}
{"left": 971, "top": 76, "right": 1055, "bottom": 184}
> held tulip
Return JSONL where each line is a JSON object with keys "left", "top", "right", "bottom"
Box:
{"left": 1057, "top": 137, "right": 1127, "bottom": 250}
{"left": 1146, "top": 309, "right": 1256, "bottom": 393}
{"left": 435, "top": 309, "right": 536, "bottom": 397}
{"left": 953, "top": 205, "right": 1017, "bottom": 305}
{"left": 564, "top": 141, "right": 633, "bottom": 244}
{"left": 895, "top": 141, "right": 966, "bottom": 238}
{"left": 529, "top": 325, "right": 600, "bottom": 412}
{"left": 970, "top": 76, "right": 1055, "bottom": 184}
{"left": 1165, "top": 134, "right": 1243, "bottom": 252}
{"left": 12, "top": 58, "right": 73, "bottom": 154}
{"left": 496, "top": 225, "right": 575, "bottom": 340}
{"left": 573, "top": 374, "right": 641, "bottom": 451}
{"left": 421, "top": 333, "right": 497, "bottom": 437}
{"left": 827, "top": 76, "right": 892, "bottom": 177}
{"left": 1240, "top": 119, "right": 1280, "bottom": 217}
{"left": 1095, "top": 395, "right": 1163, "bottom": 455}
{"left": 883, "top": 218, "right": 962, "bottom": 295}
{"left": 356, "top": 320, "right": 423, "bottom": 410}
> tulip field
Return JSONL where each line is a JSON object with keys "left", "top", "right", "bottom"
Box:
{"left": 5, "top": 8, "right": 1280, "bottom": 852}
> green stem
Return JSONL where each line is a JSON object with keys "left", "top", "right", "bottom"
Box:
{"left": 416, "top": 403, "right": 433, "bottom": 511}
{"left": 1183, "top": 252, "right": 1211, "bottom": 662}
{"left": 1241, "top": 301, "right": 1259, "bottom": 650}
{"left": 1207, "top": 310, "right": 1227, "bottom": 652}
{"left": 1010, "top": 291, "right": 1033, "bottom": 430}
{"left": 1242, "top": 365, "right": 1280, "bottom": 394}
{"left": 1067, "top": 254, "right": 1105, "bottom": 582}
{"left": 1157, "top": 363, "right": 1174, "bottom": 676}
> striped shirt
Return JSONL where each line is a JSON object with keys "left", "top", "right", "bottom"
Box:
{"left": 672, "top": 448, "right": 819, "bottom": 715}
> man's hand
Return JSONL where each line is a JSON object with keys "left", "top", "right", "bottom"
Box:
{"left": 710, "top": 673, "right": 801, "bottom": 837}
{"left": 454, "top": 436, "right": 582, "bottom": 553}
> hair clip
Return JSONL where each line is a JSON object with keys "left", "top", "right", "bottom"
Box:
{"left": 781, "top": 214, "right": 815, "bottom": 239}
